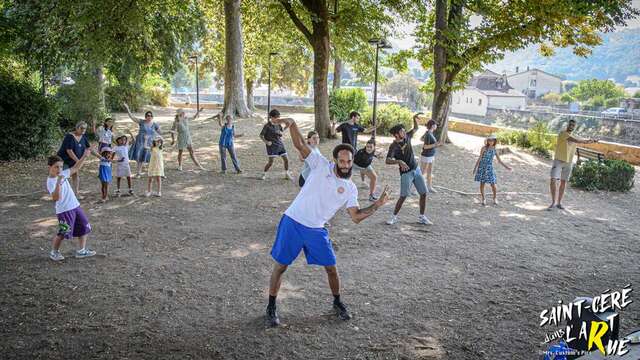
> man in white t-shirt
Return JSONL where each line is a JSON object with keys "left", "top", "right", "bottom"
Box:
{"left": 46, "top": 154, "right": 96, "bottom": 261}
{"left": 265, "top": 117, "right": 390, "bottom": 328}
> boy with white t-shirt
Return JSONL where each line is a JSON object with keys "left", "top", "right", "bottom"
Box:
{"left": 46, "top": 154, "right": 96, "bottom": 261}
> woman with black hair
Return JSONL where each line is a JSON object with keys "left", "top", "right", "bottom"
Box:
{"left": 123, "top": 103, "right": 161, "bottom": 177}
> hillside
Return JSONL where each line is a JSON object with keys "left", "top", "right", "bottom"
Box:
{"left": 487, "top": 28, "right": 640, "bottom": 83}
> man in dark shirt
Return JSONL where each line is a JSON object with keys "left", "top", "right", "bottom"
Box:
{"left": 260, "top": 109, "right": 293, "bottom": 180}
{"left": 332, "top": 111, "right": 377, "bottom": 150}
{"left": 385, "top": 114, "right": 431, "bottom": 225}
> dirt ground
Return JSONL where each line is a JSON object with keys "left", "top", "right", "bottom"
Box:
{"left": 1, "top": 107, "right": 639, "bottom": 359}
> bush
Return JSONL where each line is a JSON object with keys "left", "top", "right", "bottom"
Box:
{"left": 105, "top": 83, "right": 145, "bottom": 112}
{"left": 526, "top": 122, "right": 556, "bottom": 158}
{"left": 142, "top": 74, "right": 171, "bottom": 107}
{"left": 361, "top": 103, "right": 413, "bottom": 136}
{"left": 541, "top": 92, "right": 562, "bottom": 105}
{"left": 588, "top": 95, "right": 605, "bottom": 108}
{"left": 495, "top": 121, "right": 555, "bottom": 157}
{"left": 329, "top": 88, "right": 368, "bottom": 122}
{"left": 570, "top": 159, "right": 635, "bottom": 192}
{"left": 604, "top": 98, "right": 620, "bottom": 108}
{"left": 0, "top": 70, "right": 62, "bottom": 160}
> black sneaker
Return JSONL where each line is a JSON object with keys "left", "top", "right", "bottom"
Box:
{"left": 333, "top": 301, "right": 352, "bottom": 321}
{"left": 265, "top": 306, "right": 280, "bottom": 327}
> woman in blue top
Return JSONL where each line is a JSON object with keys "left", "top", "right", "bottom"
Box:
{"left": 56, "top": 121, "right": 101, "bottom": 198}
{"left": 123, "top": 102, "right": 161, "bottom": 177}
{"left": 216, "top": 114, "right": 243, "bottom": 174}
{"left": 472, "top": 134, "right": 512, "bottom": 206}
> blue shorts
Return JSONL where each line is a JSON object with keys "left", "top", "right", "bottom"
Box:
{"left": 400, "top": 167, "right": 427, "bottom": 197}
{"left": 270, "top": 215, "right": 336, "bottom": 266}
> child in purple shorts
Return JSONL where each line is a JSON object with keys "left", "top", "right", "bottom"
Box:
{"left": 46, "top": 154, "right": 97, "bottom": 261}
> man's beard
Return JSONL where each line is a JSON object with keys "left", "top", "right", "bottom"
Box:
{"left": 336, "top": 166, "right": 353, "bottom": 179}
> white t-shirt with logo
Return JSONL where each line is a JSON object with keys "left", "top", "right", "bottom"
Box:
{"left": 285, "top": 151, "right": 359, "bottom": 228}
{"left": 96, "top": 127, "right": 113, "bottom": 144}
{"left": 46, "top": 169, "right": 80, "bottom": 214}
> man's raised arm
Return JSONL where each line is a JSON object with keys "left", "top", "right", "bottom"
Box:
{"left": 271, "top": 117, "right": 311, "bottom": 159}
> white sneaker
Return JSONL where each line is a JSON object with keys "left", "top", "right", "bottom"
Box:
{"left": 386, "top": 215, "right": 398, "bottom": 225}
{"left": 260, "top": 172, "right": 267, "bottom": 180}
{"left": 418, "top": 215, "right": 433, "bottom": 225}
{"left": 285, "top": 171, "right": 294, "bottom": 180}
{"left": 145, "top": 192, "right": 151, "bottom": 197}
{"left": 153, "top": 192, "right": 162, "bottom": 197}
{"left": 49, "top": 250, "right": 64, "bottom": 261}
{"left": 428, "top": 187, "right": 437, "bottom": 193}
{"left": 75, "top": 249, "right": 96, "bottom": 258}
{"left": 177, "top": 165, "right": 183, "bottom": 171}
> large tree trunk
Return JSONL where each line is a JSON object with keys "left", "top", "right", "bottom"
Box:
{"left": 246, "top": 79, "right": 255, "bottom": 111}
{"left": 332, "top": 57, "right": 342, "bottom": 90}
{"left": 222, "top": 0, "right": 250, "bottom": 118}
{"left": 432, "top": 0, "right": 449, "bottom": 141}
{"left": 312, "top": 36, "right": 331, "bottom": 139}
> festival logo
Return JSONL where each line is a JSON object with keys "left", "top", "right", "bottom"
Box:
{"left": 539, "top": 284, "right": 637, "bottom": 358}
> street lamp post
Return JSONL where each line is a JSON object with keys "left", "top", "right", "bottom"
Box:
{"left": 368, "top": 39, "right": 392, "bottom": 140}
{"left": 189, "top": 55, "right": 200, "bottom": 111}
{"left": 267, "top": 52, "right": 278, "bottom": 118}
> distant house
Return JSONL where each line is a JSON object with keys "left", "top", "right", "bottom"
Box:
{"left": 507, "top": 67, "right": 563, "bottom": 98}
{"left": 451, "top": 70, "right": 526, "bottom": 117}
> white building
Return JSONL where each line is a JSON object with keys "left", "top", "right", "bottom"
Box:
{"left": 451, "top": 71, "right": 526, "bottom": 117}
{"left": 507, "top": 68, "right": 563, "bottom": 98}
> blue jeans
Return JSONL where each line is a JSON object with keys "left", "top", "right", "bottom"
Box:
{"left": 219, "top": 144, "right": 240, "bottom": 172}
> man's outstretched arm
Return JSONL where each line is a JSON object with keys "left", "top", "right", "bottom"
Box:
{"left": 347, "top": 186, "right": 390, "bottom": 224}
{"left": 271, "top": 117, "right": 311, "bottom": 159}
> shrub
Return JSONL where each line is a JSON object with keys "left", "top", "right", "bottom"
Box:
{"left": 142, "top": 74, "right": 171, "bottom": 107}
{"left": 497, "top": 129, "right": 529, "bottom": 148}
{"left": 588, "top": 95, "right": 605, "bottom": 108}
{"left": 0, "top": 70, "right": 62, "bottom": 160}
{"left": 361, "top": 103, "right": 413, "bottom": 136}
{"left": 329, "top": 88, "right": 368, "bottom": 122}
{"left": 604, "top": 98, "right": 620, "bottom": 109}
{"left": 526, "top": 122, "right": 556, "bottom": 158}
{"left": 570, "top": 159, "right": 635, "bottom": 192}
{"left": 105, "top": 83, "right": 145, "bottom": 112}
{"left": 541, "top": 92, "right": 562, "bottom": 105}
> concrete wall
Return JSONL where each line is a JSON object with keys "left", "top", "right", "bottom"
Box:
{"left": 451, "top": 89, "right": 488, "bottom": 116}
{"left": 487, "top": 95, "right": 526, "bottom": 110}
{"left": 448, "top": 119, "right": 640, "bottom": 165}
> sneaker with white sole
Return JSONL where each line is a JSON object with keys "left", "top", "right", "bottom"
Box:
{"left": 75, "top": 249, "right": 96, "bottom": 258}
{"left": 260, "top": 172, "right": 267, "bottom": 180}
{"left": 368, "top": 194, "right": 378, "bottom": 202}
{"left": 153, "top": 192, "right": 162, "bottom": 197}
{"left": 418, "top": 215, "right": 433, "bottom": 225}
{"left": 427, "top": 187, "right": 437, "bottom": 193}
{"left": 49, "top": 250, "right": 64, "bottom": 261}
{"left": 386, "top": 215, "right": 398, "bottom": 225}
{"left": 285, "top": 171, "right": 294, "bottom": 180}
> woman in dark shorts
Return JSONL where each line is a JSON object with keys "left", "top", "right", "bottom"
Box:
{"left": 259, "top": 109, "right": 293, "bottom": 181}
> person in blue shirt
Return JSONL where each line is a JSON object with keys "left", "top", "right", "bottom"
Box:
{"left": 56, "top": 121, "right": 101, "bottom": 198}
{"left": 216, "top": 114, "right": 244, "bottom": 174}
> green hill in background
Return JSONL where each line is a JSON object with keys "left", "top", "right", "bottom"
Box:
{"left": 487, "top": 28, "right": 640, "bottom": 83}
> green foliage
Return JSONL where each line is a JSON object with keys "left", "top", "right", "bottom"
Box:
{"left": 496, "top": 122, "right": 555, "bottom": 158}
{"left": 560, "top": 93, "right": 575, "bottom": 104}
{"left": 105, "top": 83, "right": 145, "bottom": 112}
{"left": 588, "top": 95, "right": 605, "bottom": 108}
{"left": 361, "top": 103, "right": 413, "bottom": 136}
{"left": 329, "top": 88, "right": 368, "bottom": 122}
{"left": 0, "top": 71, "right": 61, "bottom": 160}
{"left": 380, "top": 73, "right": 431, "bottom": 111}
{"left": 526, "top": 122, "right": 556, "bottom": 158}
{"left": 56, "top": 72, "right": 108, "bottom": 132}
{"left": 569, "top": 79, "right": 626, "bottom": 102}
{"left": 634, "top": 90, "right": 640, "bottom": 98}
{"left": 142, "top": 74, "right": 171, "bottom": 107}
{"left": 604, "top": 98, "right": 620, "bottom": 108}
{"left": 571, "top": 159, "right": 635, "bottom": 192}
{"left": 541, "top": 92, "right": 562, "bottom": 105}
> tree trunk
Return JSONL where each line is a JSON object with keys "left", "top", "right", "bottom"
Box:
{"left": 332, "top": 57, "right": 342, "bottom": 90}
{"left": 432, "top": 0, "right": 449, "bottom": 141}
{"left": 246, "top": 79, "right": 255, "bottom": 111}
{"left": 312, "top": 32, "right": 331, "bottom": 139}
{"left": 222, "top": 0, "right": 250, "bottom": 118}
